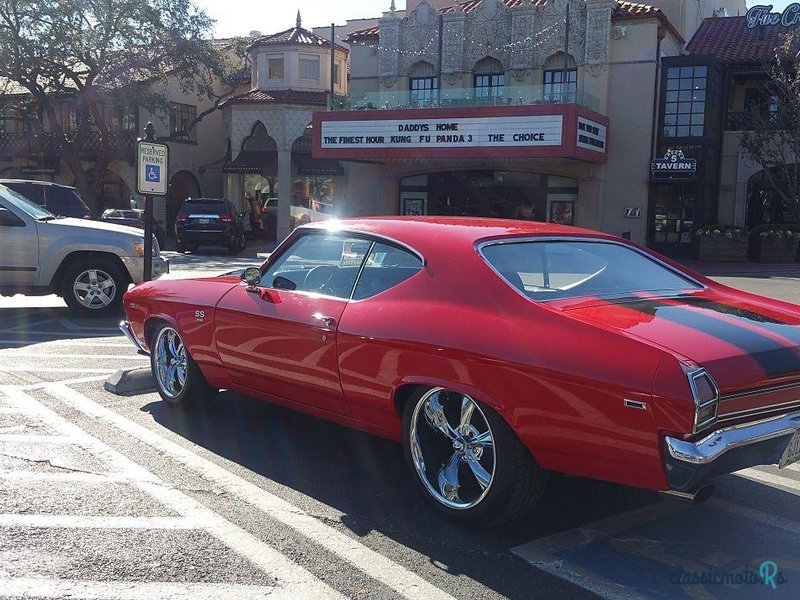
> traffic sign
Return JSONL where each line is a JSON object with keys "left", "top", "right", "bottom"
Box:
{"left": 137, "top": 141, "right": 169, "bottom": 196}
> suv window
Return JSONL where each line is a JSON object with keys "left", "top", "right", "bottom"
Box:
{"left": 353, "top": 242, "right": 423, "bottom": 300}
{"left": 3, "top": 182, "right": 89, "bottom": 218}
{"left": 180, "top": 199, "right": 228, "bottom": 216}
{"left": 261, "top": 233, "right": 372, "bottom": 299}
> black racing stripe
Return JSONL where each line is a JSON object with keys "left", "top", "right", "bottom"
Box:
{"left": 677, "top": 297, "right": 792, "bottom": 325}
{"left": 617, "top": 298, "right": 800, "bottom": 377}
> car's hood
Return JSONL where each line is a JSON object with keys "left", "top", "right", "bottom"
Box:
{"left": 558, "top": 291, "right": 800, "bottom": 394}
{"left": 44, "top": 217, "right": 143, "bottom": 239}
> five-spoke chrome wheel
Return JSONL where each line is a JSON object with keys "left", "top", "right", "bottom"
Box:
{"left": 409, "top": 387, "right": 496, "bottom": 510}
{"left": 153, "top": 326, "right": 187, "bottom": 399}
{"left": 72, "top": 268, "right": 117, "bottom": 310}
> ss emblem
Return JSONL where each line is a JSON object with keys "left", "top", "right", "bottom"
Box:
{"left": 195, "top": 310, "right": 205, "bottom": 320}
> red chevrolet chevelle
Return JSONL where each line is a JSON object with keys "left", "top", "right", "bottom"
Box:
{"left": 121, "top": 218, "right": 800, "bottom": 524}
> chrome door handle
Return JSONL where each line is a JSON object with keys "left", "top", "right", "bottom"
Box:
{"left": 313, "top": 314, "right": 336, "bottom": 329}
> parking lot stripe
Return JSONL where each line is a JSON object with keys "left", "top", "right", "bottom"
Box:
{"left": 0, "top": 367, "right": 118, "bottom": 373}
{"left": 737, "top": 467, "right": 800, "bottom": 494}
{"left": 3, "top": 386, "right": 342, "bottom": 598}
{"left": 0, "top": 352, "right": 148, "bottom": 361}
{"left": 0, "top": 514, "right": 197, "bottom": 529}
{"left": 0, "top": 434, "right": 76, "bottom": 443}
{"left": 46, "top": 382, "right": 458, "bottom": 600}
{"left": 0, "top": 331, "right": 123, "bottom": 339}
{"left": 0, "top": 470, "right": 137, "bottom": 483}
{"left": 0, "top": 579, "right": 284, "bottom": 600}
{"left": 0, "top": 339, "right": 133, "bottom": 348}
{"left": 709, "top": 496, "right": 800, "bottom": 534}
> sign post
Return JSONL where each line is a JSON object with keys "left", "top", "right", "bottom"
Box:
{"left": 136, "top": 123, "right": 169, "bottom": 281}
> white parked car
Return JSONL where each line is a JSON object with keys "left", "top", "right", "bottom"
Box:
{"left": 0, "top": 184, "right": 169, "bottom": 316}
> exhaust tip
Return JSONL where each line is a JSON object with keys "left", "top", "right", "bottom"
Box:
{"left": 661, "top": 483, "right": 715, "bottom": 504}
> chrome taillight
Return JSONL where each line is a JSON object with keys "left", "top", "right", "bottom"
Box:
{"left": 687, "top": 368, "right": 720, "bottom": 433}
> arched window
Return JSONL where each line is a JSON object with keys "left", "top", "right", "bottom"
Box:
{"left": 408, "top": 61, "right": 438, "bottom": 107}
{"left": 473, "top": 57, "right": 504, "bottom": 102}
{"left": 543, "top": 52, "right": 577, "bottom": 103}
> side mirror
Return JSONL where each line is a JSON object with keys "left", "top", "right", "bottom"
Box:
{"left": 0, "top": 207, "right": 24, "bottom": 227}
{"left": 241, "top": 266, "right": 262, "bottom": 287}
{"left": 273, "top": 276, "right": 297, "bottom": 291}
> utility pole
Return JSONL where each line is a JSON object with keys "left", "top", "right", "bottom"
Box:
{"left": 142, "top": 123, "right": 156, "bottom": 282}
{"left": 562, "top": 2, "right": 571, "bottom": 103}
{"left": 330, "top": 23, "right": 336, "bottom": 97}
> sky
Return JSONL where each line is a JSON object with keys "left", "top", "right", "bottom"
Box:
{"left": 194, "top": 0, "right": 405, "bottom": 38}
{"left": 194, "top": 1, "right": 795, "bottom": 38}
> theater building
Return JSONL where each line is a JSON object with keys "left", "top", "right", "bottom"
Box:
{"left": 306, "top": 0, "right": 743, "bottom": 246}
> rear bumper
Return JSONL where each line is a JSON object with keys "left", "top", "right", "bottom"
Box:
{"left": 178, "top": 230, "right": 234, "bottom": 245}
{"left": 664, "top": 411, "right": 800, "bottom": 493}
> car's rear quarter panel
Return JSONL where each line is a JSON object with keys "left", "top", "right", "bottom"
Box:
{"left": 337, "top": 245, "right": 673, "bottom": 491}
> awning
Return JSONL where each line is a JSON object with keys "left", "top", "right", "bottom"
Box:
{"left": 223, "top": 150, "right": 277, "bottom": 175}
{"left": 294, "top": 153, "right": 344, "bottom": 177}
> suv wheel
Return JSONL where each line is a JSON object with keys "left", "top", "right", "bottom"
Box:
{"left": 60, "top": 258, "right": 127, "bottom": 317}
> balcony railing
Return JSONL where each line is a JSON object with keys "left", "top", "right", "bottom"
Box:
{"left": 329, "top": 84, "right": 600, "bottom": 113}
{"left": 0, "top": 130, "right": 137, "bottom": 160}
{"left": 726, "top": 111, "right": 781, "bottom": 131}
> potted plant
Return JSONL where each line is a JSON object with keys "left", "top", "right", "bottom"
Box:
{"left": 749, "top": 224, "right": 800, "bottom": 262}
{"left": 692, "top": 226, "right": 749, "bottom": 262}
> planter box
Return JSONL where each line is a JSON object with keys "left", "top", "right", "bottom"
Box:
{"left": 693, "top": 236, "right": 749, "bottom": 262}
{"left": 750, "top": 236, "right": 800, "bottom": 263}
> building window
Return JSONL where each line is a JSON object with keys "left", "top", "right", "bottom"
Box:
{"left": 333, "top": 63, "right": 341, "bottom": 86}
{"left": 543, "top": 69, "right": 577, "bottom": 103}
{"left": 663, "top": 65, "right": 706, "bottom": 138}
{"left": 299, "top": 56, "right": 320, "bottom": 81}
{"left": 104, "top": 104, "right": 137, "bottom": 131}
{"left": 268, "top": 58, "right": 284, "bottom": 80}
{"left": 170, "top": 102, "right": 196, "bottom": 142}
{"left": 410, "top": 77, "right": 438, "bottom": 107}
{"left": 60, "top": 106, "right": 78, "bottom": 133}
{"left": 745, "top": 88, "right": 779, "bottom": 123}
{"left": 0, "top": 103, "right": 25, "bottom": 134}
{"left": 474, "top": 74, "right": 504, "bottom": 100}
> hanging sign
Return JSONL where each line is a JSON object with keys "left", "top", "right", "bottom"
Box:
{"left": 746, "top": 4, "right": 800, "bottom": 28}
{"left": 651, "top": 149, "right": 697, "bottom": 176}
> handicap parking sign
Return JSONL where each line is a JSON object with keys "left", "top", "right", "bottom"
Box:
{"left": 146, "top": 165, "right": 161, "bottom": 183}
{"left": 137, "top": 141, "right": 169, "bottom": 195}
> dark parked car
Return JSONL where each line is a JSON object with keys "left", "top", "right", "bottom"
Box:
{"left": 175, "top": 198, "right": 247, "bottom": 254}
{"left": 99, "top": 209, "right": 165, "bottom": 246}
{"left": 0, "top": 179, "right": 91, "bottom": 219}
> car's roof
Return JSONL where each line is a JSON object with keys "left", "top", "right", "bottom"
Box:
{"left": 0, "top": 179, "right": 76, "bottom": 190}
{"left": 303, "top": 217, "right": 618, "bottom": 250}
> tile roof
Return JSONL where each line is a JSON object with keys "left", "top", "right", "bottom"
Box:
{"left": 347, "top": 1, "right": 681, "bottom": 44}
{"left": 223, "top": 89, "right": 329, "bottom": 107}
{"left": 250, "top": 26, "right": 348, "bottom": 53}
{"left": 687, "top": 16, "right": 792, "bottom": 64}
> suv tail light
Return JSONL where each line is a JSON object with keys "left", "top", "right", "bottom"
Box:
{"left": 177, "top": 214, "right": 189, "bottom": 222}
{"left": 219, "top": 214, "right": 232, "bottom": 222}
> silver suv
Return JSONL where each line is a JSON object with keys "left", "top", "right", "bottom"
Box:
{"left": 0, "top": 184, "right": 168, "bottom": 316}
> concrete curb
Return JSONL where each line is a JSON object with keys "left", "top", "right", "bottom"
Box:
{"left": 104, "top": 368, "right": 156, "bottom": 396}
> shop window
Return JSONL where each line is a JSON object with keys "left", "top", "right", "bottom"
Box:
{"left": 170, "top": 102, "right": 196, "bottom": 142}
{"left": 299, "top": 56, "right": 320, "bottom": 81}
{"left": 663, "top": 65, "right": 706, "bottom": 138}
{"left": 292, "top": 176, "right": 334, "bottom": 228}
{"left": 410, "top": 77, "right": 438, "bottom": 107}
{"left": 268, "top": 58, "right": 284, "bottom": 80}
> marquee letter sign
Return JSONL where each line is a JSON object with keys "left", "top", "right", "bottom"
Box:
{"left": 651, "top": 149, "right": 697, "bottom": 176}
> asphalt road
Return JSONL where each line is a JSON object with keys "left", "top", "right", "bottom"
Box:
{"left": 0, "top": 251, "right": 799, "bottom": 599}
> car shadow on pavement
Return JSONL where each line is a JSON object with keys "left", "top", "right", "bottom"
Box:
{"left": 142, "top": 390, "right": 659, "bottom": 598}
{"left": 0, "top": 305, "right": 122, "bottom": 350}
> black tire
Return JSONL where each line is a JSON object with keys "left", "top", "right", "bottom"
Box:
{"left": 228, "top": 238, "right": 240, "bottom": 255}
{"left": 149, "top": 322, "right": 217, "bottom": 407}
{"left": 402, "top": 386, "right": 548, "bottom": 526}
{"left": 239, "top": 232, "right": 248, "bottom": 252}
{"left": 60, "top": 258, "right": 128, "bottom": 318}
{"left": 175, "top": 241, "right": 186, "bottom": 253}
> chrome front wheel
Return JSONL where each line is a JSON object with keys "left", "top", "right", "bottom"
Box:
{"left": 409, "top": 388, "right": 497, "bottom": 510}
{"left": 153, "top": 326, "right": 187, "bottom": 399}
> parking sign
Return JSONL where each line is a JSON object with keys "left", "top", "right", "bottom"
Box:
{"left": 137, "top": 141, "right": 169, "bottom": 195}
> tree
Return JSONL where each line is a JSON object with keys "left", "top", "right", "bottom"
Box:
{"left": 740, "top": 29, "right": 800, "bottom": 223}
{"left": 0, "top": 0, "right": 246, "bottom": 212}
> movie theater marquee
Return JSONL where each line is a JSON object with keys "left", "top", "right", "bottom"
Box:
{"left": 321, "top": 115, "right": 563, "bottom": 150}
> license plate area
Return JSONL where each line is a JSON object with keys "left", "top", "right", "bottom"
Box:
{"left": 779, "top": 429, "right": 800, "bottom": 468}
{"left": 198, "top": 218, "right": 210, "bottom": 225}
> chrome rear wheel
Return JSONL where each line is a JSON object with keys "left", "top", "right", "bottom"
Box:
{"left": 153, "top": 326, "right": 186, "bottom": 399}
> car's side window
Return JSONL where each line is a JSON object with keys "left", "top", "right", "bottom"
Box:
{"left": 0, "top": 206, "right": 25, "bottom": 227}
{"left": 352, "top": 242, "right": 423, "bottom": 300}
{"left": 260, "top": 233, "right": 372, "bottom": 299}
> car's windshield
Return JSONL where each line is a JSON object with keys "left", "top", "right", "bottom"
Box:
{"left": 0, "top": 184, "right": 55, "bottom": 220}
{"left": 481, "top": 240, "right": 702, "bottom": 301}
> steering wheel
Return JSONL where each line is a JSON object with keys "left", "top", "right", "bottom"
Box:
{"left": 303, "top": 265, "right": 336, "bottom": 295}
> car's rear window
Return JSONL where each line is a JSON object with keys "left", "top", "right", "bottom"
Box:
{"left": 180, "top": 200, "right": 227, "bottom": 215}
{"left": 4, "top": 183, "right": 88, "bottom": 217}
{"left": 480, "top": 240, "right": 701, "bottom": 301}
